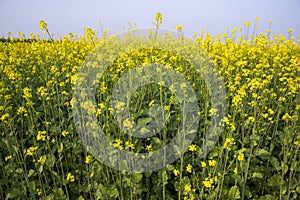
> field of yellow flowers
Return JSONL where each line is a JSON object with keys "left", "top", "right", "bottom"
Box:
{"left": 1, "top": 15, "right": 300, "bottom": 199}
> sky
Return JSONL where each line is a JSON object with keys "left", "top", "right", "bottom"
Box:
{"left": 0, "top": 0, "right": 299, "bottom": 39}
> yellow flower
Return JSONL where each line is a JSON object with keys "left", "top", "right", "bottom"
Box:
{"left": 123, "top": 118, "right": 134, "bottom": 131}
{"left": 203, "top": 178, "right": 213, "bottom": 188}
{"left": 208, "top": 108, "right": 218, "bottom": 116}
{"left": 244, "top": 21, "right": 251, "bottom": 27}
{"left": 39, "top": 20, "right": 48, "bottom": 31}
{"left": 238, "top": 153, "right": 244, "bottom": 161}
{"left": 164, "top": 105, "right": 170, "bottom": 111}
{"left": 157, "top": 81, "right": 165, "bottom": 87}
{"left": 70, "top": 98, "right": 77, "bottom": 108}
{"left": 36, "top": 188, "right": 42, "bottom": 196}
{"left": 0, "top": 113, "right": 10, "bottom": 122}
{"left": 23, "top": 87, "right": 32, "bottom": 100}
{"left": 5, "top": 155, "right": 12, "bottom": 161}
{"left": 113, "top": 139, "right": 124, "bottom": 150}
{"left": 85, "top": 28, "right": 95, "bottom": 39}
{"left": 80, "top": 100, "right": 96, "bottom": 115}
{"left": 66, "top": 172, "right": 75, "bottom": 182}
{"left": 188, "top": 144, "right": 197, "bottom": 152}
{"left": 37, "top": 131, "right": 47, "bottom": 141}
{"left": 184, "top": 184, "right": 191, "bottom": 193}
{"left": 201, "top": 161, "right": 207, "bottom": 168}
{"left": 146, "top": 144, "right": 152, "bottom": 151}
{"left": 85, "top": 155, "right": 92, "bottom": 164}
{"left": 26, "top": 146, "right": 38, "bottom": 156}
{"left": 148, "top": 100, "right": 155, "bottom": 107}
{"left": 223, "top": 138, "right": 235, "bottom": 151}
{"left": 17, "top": 106, "right": 27, "bottom": 116}
{"left": 154, "top": 12, "right": 163, "bottom": 23}
{"left": 125, "top": 141, "right": 135, "bottom": 150}
{"left": 114, "top": 101, "right": 125, "bottom": 113}
{"left": 282, "top": 113, "right": 292, "bottom": 120}
{"left": 247, "top": 116, "right": 255, "bottom": 123}
{"left": 37, "top": 156, "right": 46, "bottom": 164}
{"left": 37, "top": 86, "right": 47, "bottom": 97}
{"left": 234, "top": 167, "right": 238, "bottom": 174}
{"left": 186, "top": 164, "right": 192, "bottom": 173}
{"left": 173, "top": 169, "right": 180, "bottom": 176}
{"left": 208, "top": 160, "right": 217, "bottom": 167}
{"left": 141, "top": 127, "right": 150, "bottom": 134}
{"left": 62, "top": 130, "right": 69, "bottom": 137}
{"left": 268, "top": 108, "right": 274, "bottom": 115}
{"left": 176, "top": 25, "right": 183, "bottom": 31}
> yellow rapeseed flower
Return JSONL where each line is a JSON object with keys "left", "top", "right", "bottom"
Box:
{"left": 184, "top": 184, "right": 191, "bottom": 193}
{"left": 203, "top": 178, "right": 214, "bottom": 188}
{"left": 238, "top": 153, "right": 245, "bottom": 161}
{"left": 188, "top": 144, "right": 197, "bottom": 152}
{"left": 176, "top": 25, "right": 183, "bottom": 31}
{"left": 26, "top": 146, "right": 38, "bottom": 156}
{"left": 201, "top": 161, "right": 207, "bottom": 168}
{"left": 37, "top": 156, "right": 46, "bottom": 164}
{"left": 5, "top": 155, "right": 12, "bottom": 161}
{"left": 146, "top": 144, "right": 152, "bottom": 151}
{"left": 173, "top": 169, "right": 180, "bottom": 176}
{"left": 17, "top": 106, "right": 28, "bottom": 116}
{"left": 123, "top": 118, "right": 134, "bottom": 131}
{"left": 125, "top": 141, "right": 135, "bottom": 150}
{"left": 39, "top": 20, "right": 48, "bottom": 31}
{"left": 36, "top": 189, "right": 42, "bottom": 196}
{"left": 223, "top": 138, "right": 235, "bottom": 151}
{"left": 208, "top": 160, "right": 217, "bottom": 167}
{"left": 186, "top": 164, "right": 192, "bottom": 173}
{"left": 62, "top": 130, "right": 69, "bottom": 137}
{"left": 66, "top": 172, "right": 75, "bottom": 182}
{"left": 154, "top": 12, "right": 163, "bottom": 23}
{"left": 234, "top": 167, "right": 238, "bottom": 174}
{"left": 37, "top": 131, "right": 47, "bottom": 141}
{"left": 85, "top": 155, "right": 92, "bottom": 164}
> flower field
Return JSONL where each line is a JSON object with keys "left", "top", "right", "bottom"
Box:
{"left": 0, "top": 16, "right": 300, "bottom": 199}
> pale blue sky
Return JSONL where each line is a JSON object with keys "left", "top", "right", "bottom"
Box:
{"left": 0, "top": 0, "right": 299, "bottom": 38}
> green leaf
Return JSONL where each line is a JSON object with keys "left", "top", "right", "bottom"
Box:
{"left": 38, "top": 165, "right": 43, "bottom": 173}
{"left": 78, "top": 196, "right": 85, "bottom": 200}
{"left": 137, "top": 117, "right": 152, "bottom": 126}
{"left": 29, "top": 181, "right": 36, "bottom": 191}
{"left": 256, "top": 148, "right": 271, "bottom": 159}
{"left": 252, "top": 172, "right": 263, "bottom": 179}
{"left": 228, "top": 185, "right": 240, "bottom": 199}
{"left": 296, "top": 186, "right": 300, "bottom": 193}
{"left": 134, "top": 173, "right": 143, "bottom": 183}
{"left": 16, "top": 168, "right": 23, "bottom": 174}
{"left": 259, "top": 195, "right": 275, "bottom": 200}
{"left": 152, "top": 137, "right": 162, "bottom": 145}
{"left": 46, "top": 154, "right": 56, "bottom": 168}
{"left": 267, "top": 174, "right": 281, "bottom": 187}
{"left": 106, "top": 185, "right": 118, "bottom": 198}
{"left": 166, "top": 164, "right": 174, "bottom": 171}
{"left": 119, "top": 160, "right": 128, "bottom": 170}
{"left": 188, "top": 129, "right": 197, "bottom": 134}
{"left": 174, "top": 181, "right": 181, "bottom": 191}
{"left": 281, "top": 162, "right": 289, "bottom": 175}
{"left": 28, "top": 169, "right": 35, "bottom": 177}
{"left": 268, "top": 156, "right": 280, "bottom": 171}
